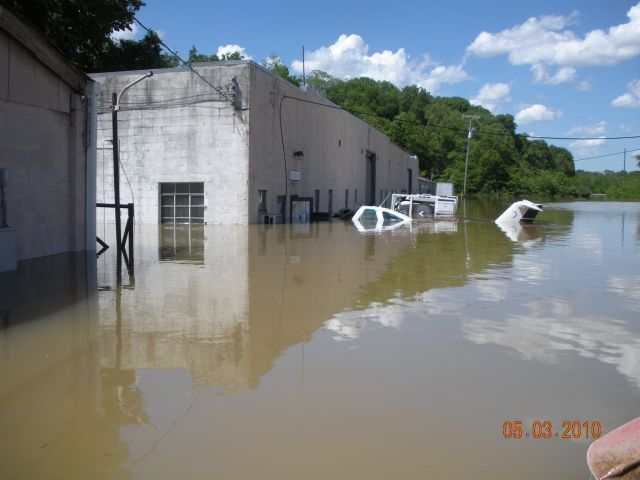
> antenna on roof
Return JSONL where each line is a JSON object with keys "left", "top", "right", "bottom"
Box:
{"left": 302, "top": 45, "right": 306, "bottom": 86}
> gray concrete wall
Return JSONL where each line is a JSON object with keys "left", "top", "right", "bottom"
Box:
{"left": 92, "top": 63, "right": 250, "bottom": 225}
{"left": 0, "top": 28, "right": 89, "bottom": 261}
{"left": 93, "top": 61, "right": 417, "bottom": 225}
{"left": 248, "top": 63, "right": 418, "bottom": 222}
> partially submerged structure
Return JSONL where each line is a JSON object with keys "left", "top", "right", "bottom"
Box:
{"left": 495, "top": 199, "right": 543, "bottom": 225}
{"left": 0, "top": 6, "right": 97, "bottom": 271}
{"left": 91, "top": 61, "right": 418, "bottom": 225}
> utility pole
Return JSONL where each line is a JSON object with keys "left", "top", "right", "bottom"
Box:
{"left": 111, "top": 71, "right": 153, "bottom": 269}
{"left": 462, "top": 114, "right": 479, "bottom": 197}
{"left": 623, "top": 148, "right": 627, "bottom": 186}
{"left": 112, "top": 92, "right": 122, "bottom": 270}
{"left": 302, "top": 46, "right": 306, "bottom": 86}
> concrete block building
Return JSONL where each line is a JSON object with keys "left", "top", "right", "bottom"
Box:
{"left": 0, "top": 6, "right": 97, "bottom": 270}
{"left": 92, "top": 61, "right": 417, "bottom": 224}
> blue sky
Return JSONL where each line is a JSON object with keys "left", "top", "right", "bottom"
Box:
{"left": 121, "top": 0, "right": 640, "bottom": 172}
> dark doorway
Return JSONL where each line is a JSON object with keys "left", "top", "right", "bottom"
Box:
{"left": 289, "top": 196, "right": 313, "bottom": 223}
{"left": 407, "top": 168, "right": 413, "bottom": 194}
{"left": 365, "top": 152, "right": 376, "bottom": 205}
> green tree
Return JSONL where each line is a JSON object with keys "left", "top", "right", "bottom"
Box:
{"left": 549, "top": 145, "right": 576, "bottom": 177}
{"left": 186, "top": 47, "right": 244, "bottom": 65}
{"left": 97, "top": 31, "right": 178, "bottom": 71}
{"left": 220, "top": 51, "right": 244, "bottom": 61}
{"left": 262, "top": 54, "right": 300, "bottom": 86}
{"left": 571, "top": 171, "right": 640, "bottom": 199}
{"left": 522, "top": 140, "right": 553, "bottom": 170}
{"left": 1, "top": 0, "right": 177, "bottom": 71}
{"left": 305, "top": 70, "right": 338, "bottom": 94}
{"left": 187, "top": 46, "right": 219, "bottom": 64}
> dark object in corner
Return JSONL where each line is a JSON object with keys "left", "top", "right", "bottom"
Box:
{"left": 311, "top": 212, "right": 331, "bottom": 222}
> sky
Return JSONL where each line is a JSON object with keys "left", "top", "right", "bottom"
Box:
{"left": 118, "top": 0, "right": 640, "bottom": 172}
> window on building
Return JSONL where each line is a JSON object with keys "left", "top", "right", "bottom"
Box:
{"left": 345, "top": 189, "right": 349, "bottom": 209}
{"left": 160, "top": 182, "right": 205, "bottom": 224}
{"left": 258, "top": 190, "right": 267, "bottom": 212}
{"left": 314, "top": 190, "right": 320, "bottom": 212}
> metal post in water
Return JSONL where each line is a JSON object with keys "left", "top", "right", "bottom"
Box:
{"left": 110, "top": 72, "right": 152, "bottom": 267}
{"left": 111, "top": 92, "right": 122, "bottom": 268}
{"left": 0, "top": 168, "right": 7, "bottom": 228}
{"left": 128, "top": 203, "right": 134, "bottom": 266}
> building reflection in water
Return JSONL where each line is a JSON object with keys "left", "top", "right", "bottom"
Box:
{"left": 97, "top": 217, "right": 544, "bottom": 396}
{"left": 158, "top": 224, "right": 204, "bottom": 264}
{"left": 99, "top": 222, "right": 422, "bottom": 394}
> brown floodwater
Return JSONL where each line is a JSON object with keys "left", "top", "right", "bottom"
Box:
{"left": 1, "top": 200, "right": 639, "bottom": 479}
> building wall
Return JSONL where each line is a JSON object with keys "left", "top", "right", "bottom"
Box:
{"left": 92, "top": 63, "right": 250, "bottom": 225}
{"left": 248, "top": 63, "right": 418, "bottom": 222}
{"left": 0, "top": 27, "right": 90, "bottom": 261}
{"left": 94, "top": 61, "right": 417, "bottom": 225}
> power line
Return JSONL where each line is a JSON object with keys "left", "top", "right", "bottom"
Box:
{"left": 277, "top": 94, "right": 640, "bottom": 170}
{"left": 575, "top": 148, "right": 640, "bottom": 162}
{"left": 112, "top": 9, "right": 640, "bottom": 143}
{"left": 115, "top": 13, "right": 640, "bottom": 144}
{"left": 130, "top": 16, "right": 233, "bottom": 102}
{"left": 528, "top": 134, "right": 640, "bottom": 141}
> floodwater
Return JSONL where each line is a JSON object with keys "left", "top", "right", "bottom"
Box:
{"left": 1, "top": 200, "right": 639, "bottom": 480}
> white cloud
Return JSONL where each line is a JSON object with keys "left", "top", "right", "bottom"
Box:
{"left": 324, "top": 300, "right": 408, "bottom": 341}
{"left": 111, "top": 22, "right": 139, "bottom": 41}
{"left": 567, "top": 121, "right": 607, "bottom": 136}
{"left": 515, "top": 104, "right": 560, "bottom": 125}
{"left": 216, "top": 44, "right": 252, "bottom": 60}
{"left": 569, "top": 138, "right": 607, "bottom": 156}
{"left": 470, "top": 83, "right": 511, "bottom": 112}
{"left": 577, "top": 80, "right": 592, "bottom": 91}
{"left": 531, "top": 65, "right": 577, "bottom": 84}
{"left": 421, "top": 64, "right": 470, "bottom": 92}
{"left": 466, "top": 4, "right": 640, "bottom": 83}
{"left": 611, "top": 79, "right": 640, "bottom": 107}
{"left": 608, "top": 275, "right": 640, "bottom": 310}
{"left": 463, "top": 301, "right": 640, "bottom": 389}
{"left": 291, "top": 34, "right": 469, "bottom": 93}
